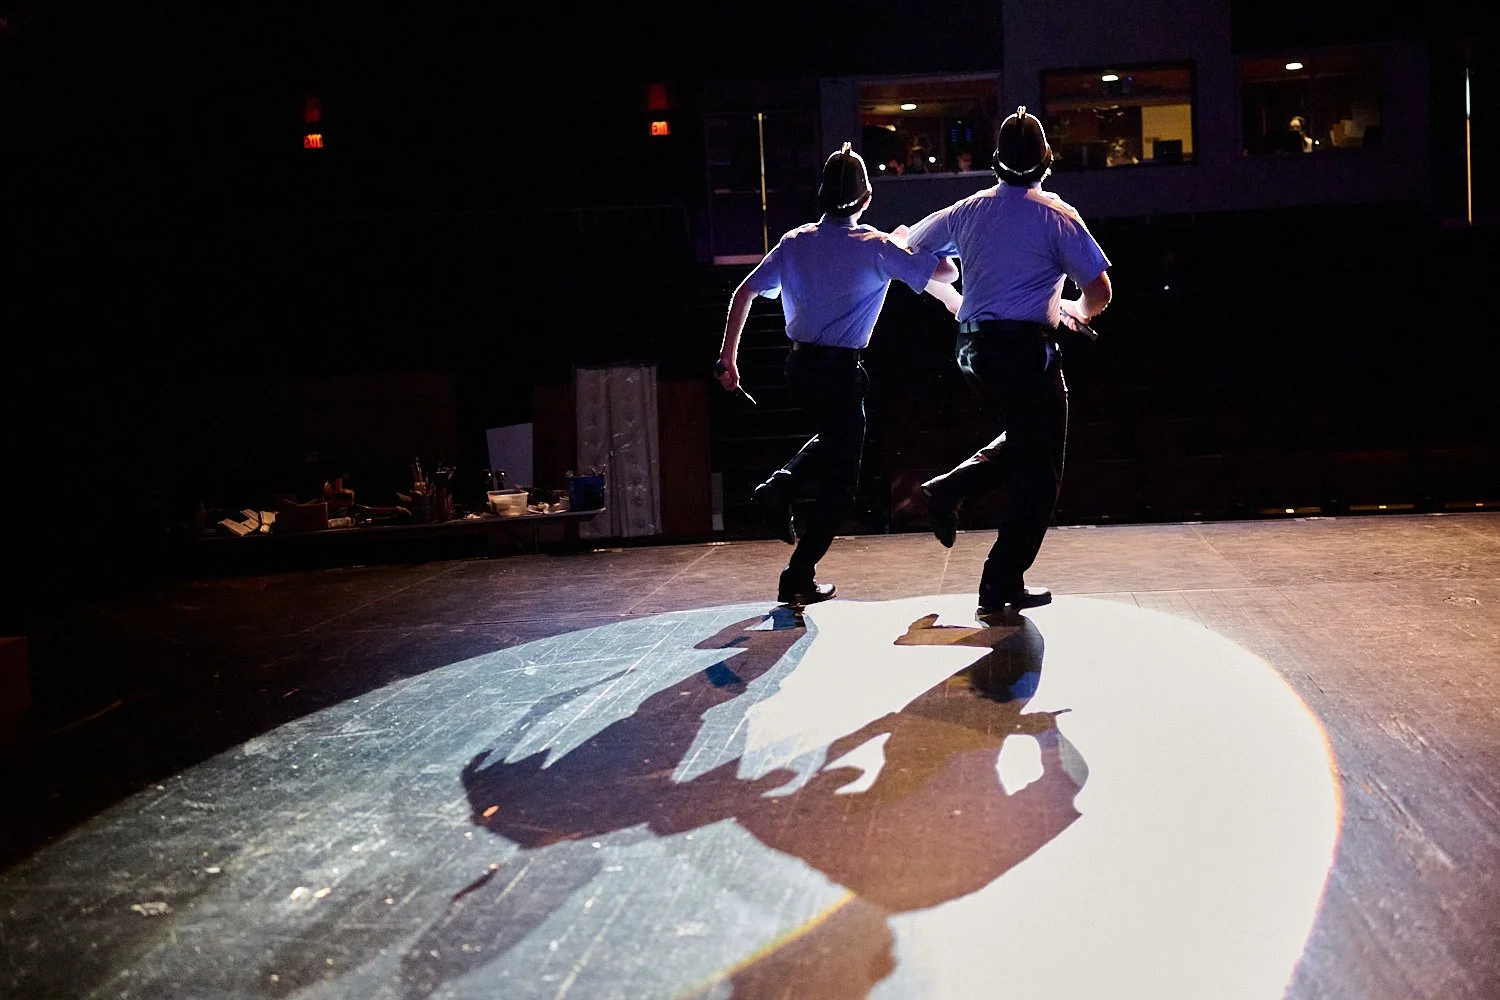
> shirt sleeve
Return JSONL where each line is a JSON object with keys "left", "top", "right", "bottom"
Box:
{"left": 904, "top": 206, "right": 959, "bottom": 258}
{"left": 742, "top": 242, "right": 785, "bottom": 299}
{"left": 880, "top": 241, "right": 942, "bottom": 293}
{"left": 1055, "top": 217, "right": 1111, "bottom": 288}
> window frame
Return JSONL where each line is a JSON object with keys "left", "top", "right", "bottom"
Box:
{"left": 1038, "top": 60, "right": 1199, "bottom": 172}
{"left": 1236, "top": 46, "right": 1386, "bottom": 156}
{"left": 857, "top": 72, "right": 1003, "bottom": 182}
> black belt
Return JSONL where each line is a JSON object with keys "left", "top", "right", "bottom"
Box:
{"left": 790, "top": 341, "right": 862, "bottom": 359}
{"left": 958, "top": 318, "right": 1054, "bottom": 337}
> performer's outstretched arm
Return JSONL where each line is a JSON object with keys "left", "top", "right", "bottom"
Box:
{"left": 925, "top": 258, "right": 962, "bottom": 315}
{"left": 716, "top": 280, "right": 758, "bottom": 391}
{"left": 893, "top": 225, "right": 961, "bottom": 316}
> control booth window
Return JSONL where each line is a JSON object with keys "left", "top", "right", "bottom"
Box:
{"left": 1040, "top": 63, "right": 1195, "bottom": 170}
{"left": 860, "top": 77, "right": 1000, "bottom": 178}
{"left": 1240, "top": 50, "right": 1383, "bottom": 155}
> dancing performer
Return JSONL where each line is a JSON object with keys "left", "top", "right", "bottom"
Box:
{"left": 904, "top": 107, "right": 1113, "bottom": 622}
{"left": 716, "top": 142, "right": 959, "bottom": 607}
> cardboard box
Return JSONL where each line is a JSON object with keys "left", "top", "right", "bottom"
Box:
{"left": 272, "top": 500, "right": 329, "bottom": 533}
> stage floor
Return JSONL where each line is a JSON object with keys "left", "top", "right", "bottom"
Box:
{"left": 3, "top": 513, "right": 1499, "bottom": 999}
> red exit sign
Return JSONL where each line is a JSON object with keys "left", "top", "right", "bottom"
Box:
{"left": 303, "top": 133, "right": 324, "bottom": 149}
{"left": 650, "top": 120, "right": 670, "bottom": 137}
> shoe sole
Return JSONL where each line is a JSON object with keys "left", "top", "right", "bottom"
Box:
{"left": 976, "top": 594, "right": 1052, "bottom": 623}
{"left": 778, "top": 589, "right": 835, "bottom": 607}
{"left": 975, "top": 607, "right": 1023, "bottom": 626}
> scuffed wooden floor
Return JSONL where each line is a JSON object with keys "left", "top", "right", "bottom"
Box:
{"left": 1, "top": 513, "right": 1497, "bottom": 999}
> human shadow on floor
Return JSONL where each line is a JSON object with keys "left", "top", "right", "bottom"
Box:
{"left": 408, "top": 609, "right": 1083, "bottom": 998}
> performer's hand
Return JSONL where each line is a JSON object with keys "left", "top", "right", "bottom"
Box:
{"left": 714, "top": 358, "right": 740, "bottom": 391}
{"left": 1058, "top": 297, "right": 1087, "bottom": 332}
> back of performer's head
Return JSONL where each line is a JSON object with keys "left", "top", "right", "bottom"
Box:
{"left": 992, "top": 105, "right": 1053, "bottom": 186}
{"left": 818, "top": 142, "right": 872, "bottom": 217}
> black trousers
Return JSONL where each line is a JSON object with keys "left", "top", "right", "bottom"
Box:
{"left": 940, "top": 321, "right": 1068, "bottom": 604}
{"left": 763, "top": 345, "right": 868, "bottom": 587}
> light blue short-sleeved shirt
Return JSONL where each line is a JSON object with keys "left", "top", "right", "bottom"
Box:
{"left": 904, "top": 182, "right": 1111, "bottom": 327}
{"left": 743, "top": 215, "right": 943, "bottom": 349}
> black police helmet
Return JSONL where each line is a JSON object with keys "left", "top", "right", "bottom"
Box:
{"left": 992, "top": 106, "right": 1053, "bottom": 185}
{"left": 818, "top": 142, "right": 872, "bottom": 216}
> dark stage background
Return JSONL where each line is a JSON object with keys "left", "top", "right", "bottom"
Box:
{"left": 3, "top": 4, "right": 1496, "bottom": 624}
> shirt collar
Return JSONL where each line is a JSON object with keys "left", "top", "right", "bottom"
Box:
{"left": 819, "top": 214, "right": 860, "bottom": 228}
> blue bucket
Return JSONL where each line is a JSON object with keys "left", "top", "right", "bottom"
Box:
{"left": 568, "top": 474, "right": 606, "bottom": 511}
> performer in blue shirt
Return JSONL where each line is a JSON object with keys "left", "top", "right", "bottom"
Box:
{"left": 716, "top": 143, "right": 959, "bottom": 607}
{"left": 904, "top": 107, "right": 1113, "bottom": 623}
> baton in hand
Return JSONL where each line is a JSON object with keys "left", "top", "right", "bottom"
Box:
{"left": 713, "top": 361, "right": 757, "bottom": 405}
{"left": 1059, "top": 308, "right": 1099, "bottom": 343}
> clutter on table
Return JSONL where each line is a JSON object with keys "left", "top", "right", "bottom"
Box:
{"left": 201, "top": 459, "right": 607, "bottom": 537}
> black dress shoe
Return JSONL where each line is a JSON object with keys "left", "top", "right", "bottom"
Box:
{"left": 975, "top": 586, "right": 1052, "bottom": 622}
{"left": 778, "top": 582, "right": 836, "bottom": 606}
{"left": 754, "top": 481, "right": 797, "bottom": 545}
{"left": 920, "top": 482, "right": 958, "bottom": 549}
{"left": 974, "top": 606, "right": 1020, "bottom": 626}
